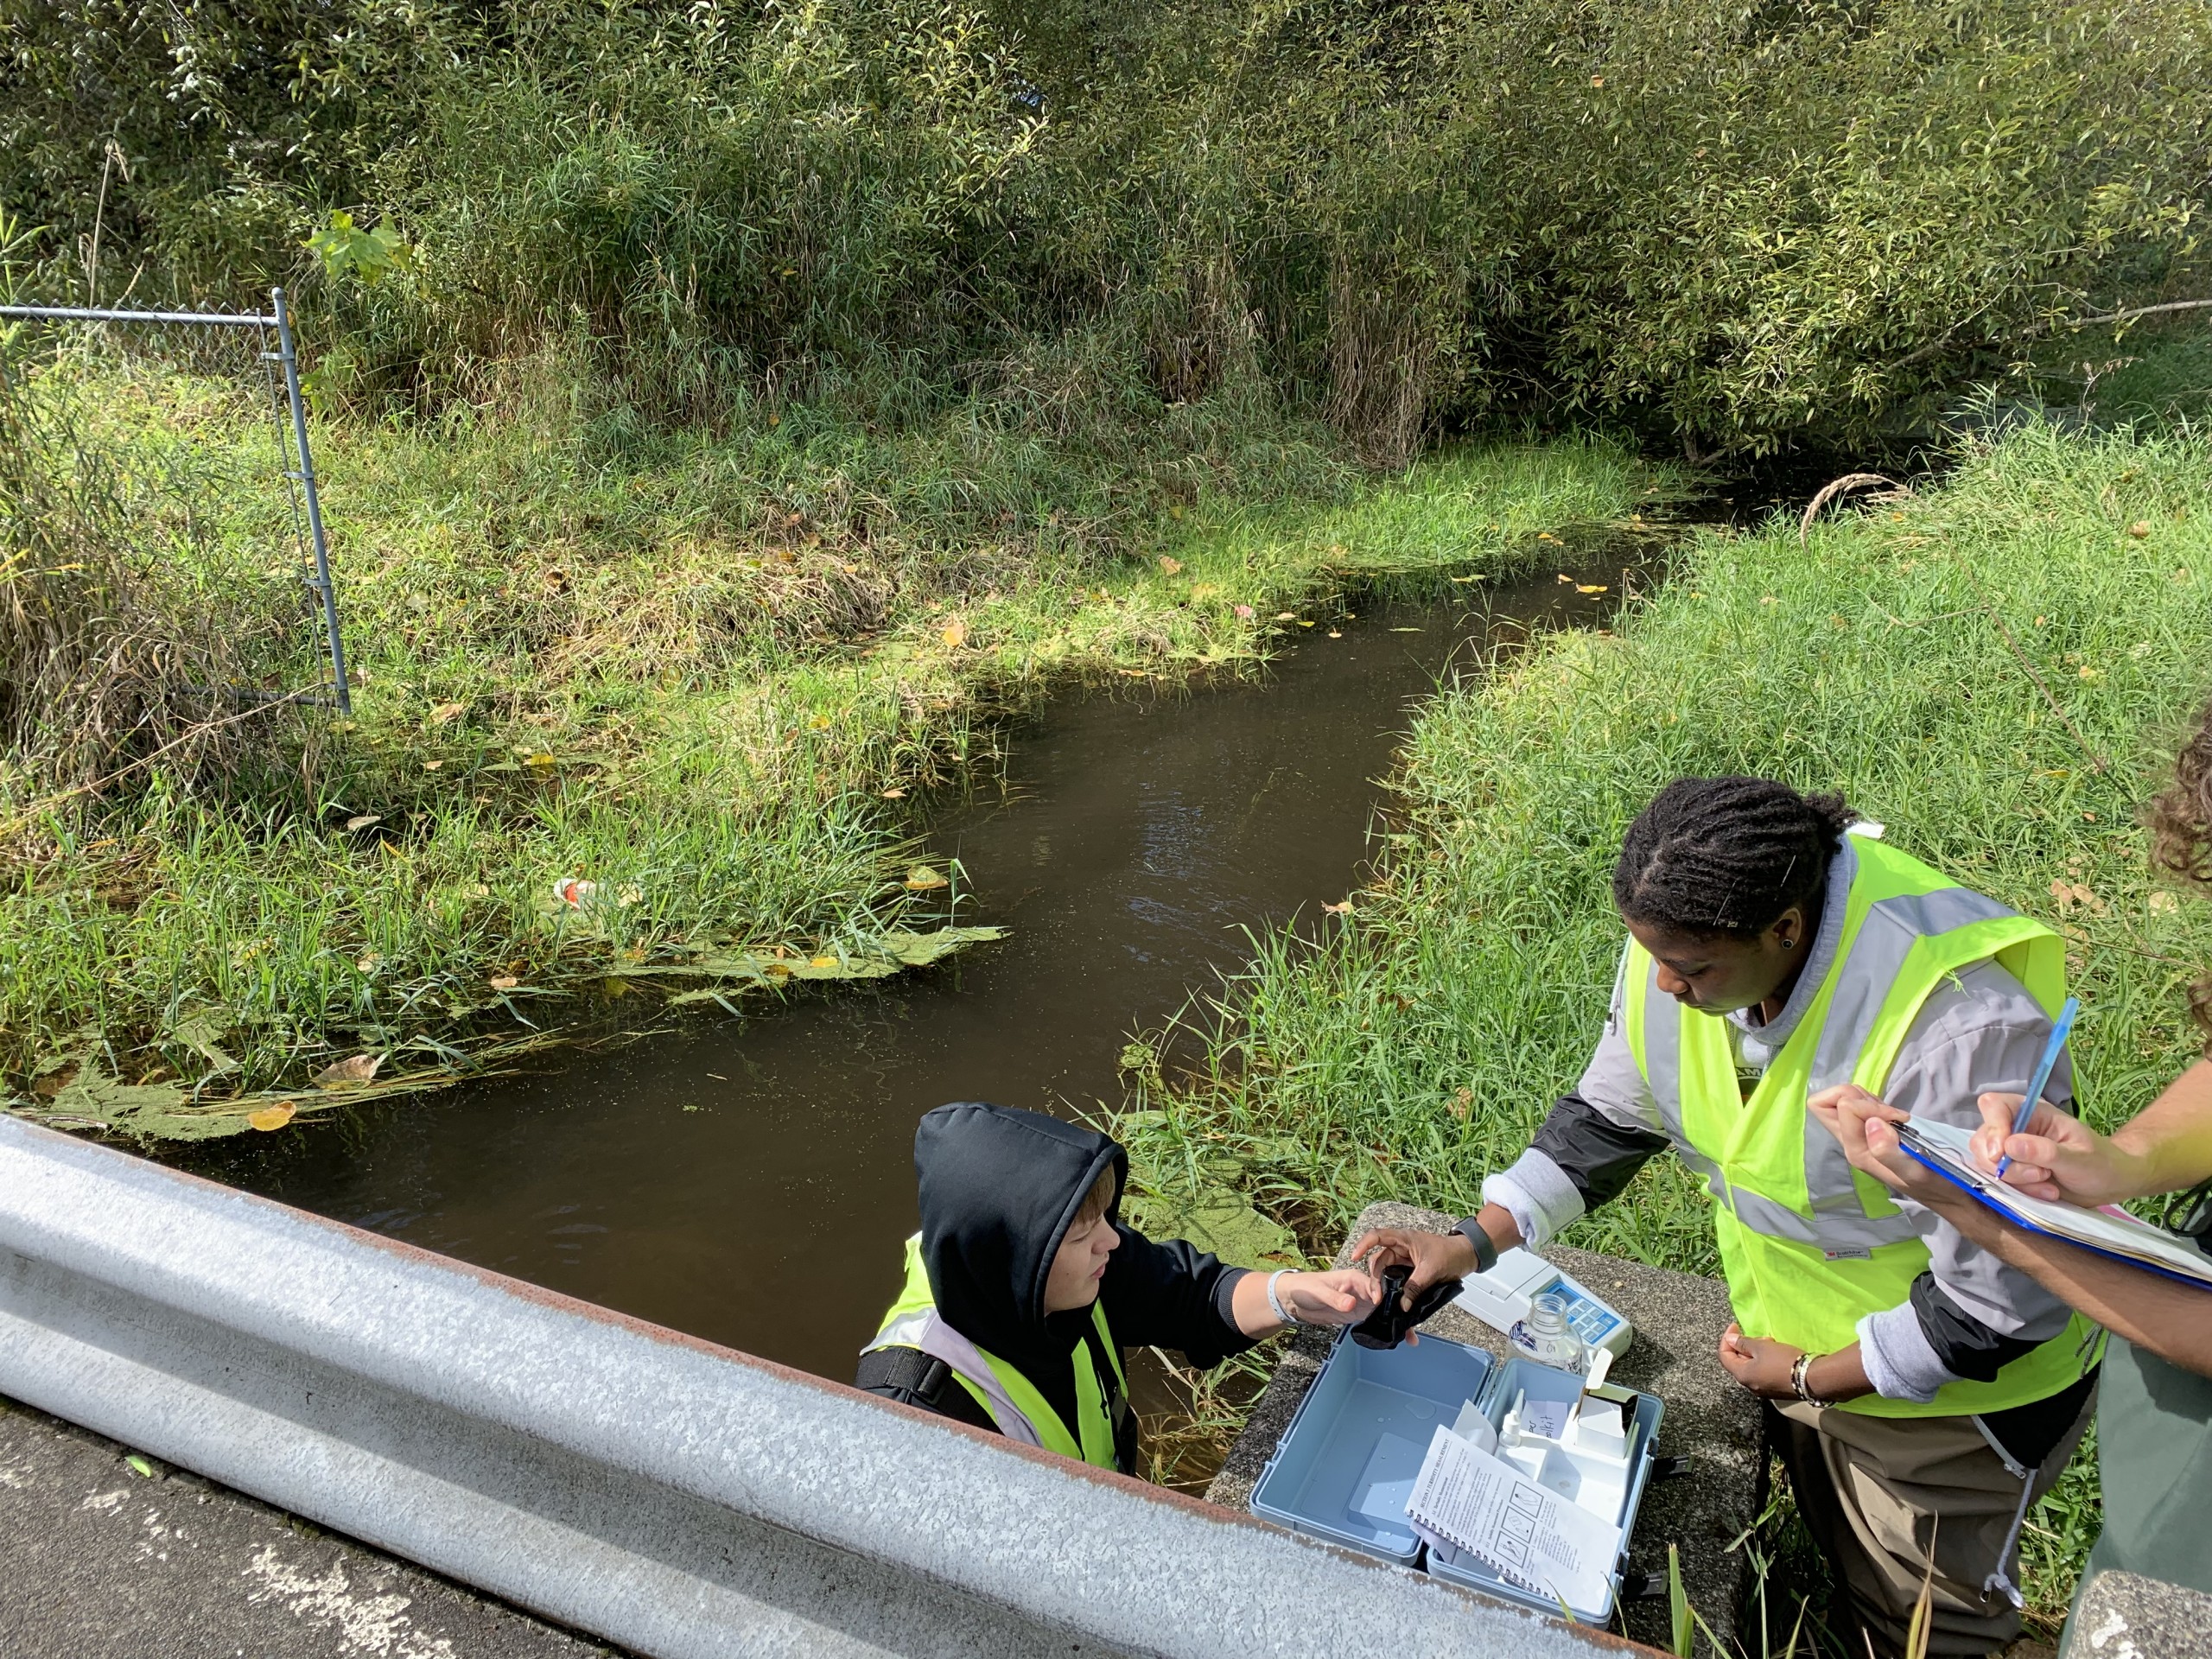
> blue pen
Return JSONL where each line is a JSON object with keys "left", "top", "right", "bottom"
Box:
{"left": 1996, "top": 995, "right": 2079, "bottom": 1180}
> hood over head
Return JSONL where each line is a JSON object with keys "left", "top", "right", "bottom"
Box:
{"left": 914, "top": 1102, "right": 1126, "bottom": 1364}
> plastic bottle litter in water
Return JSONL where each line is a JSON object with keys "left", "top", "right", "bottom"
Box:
{"left": 1510, "top": 1290, "right": 1589, "bottom": 1376}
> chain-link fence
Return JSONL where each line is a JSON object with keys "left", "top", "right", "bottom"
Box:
{"left": 0, "top": 289, "right": 351, "bottom": 821}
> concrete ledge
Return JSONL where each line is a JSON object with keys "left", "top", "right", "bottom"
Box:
{"left": 2070, "top": 1571, "right": 2212, "bottom": 1658}
{"left": 1208, "top": 1203, "right": 1764, "bottom": 1653}
{"left": 0, "top": 1392, "right": 615, "bottom": 1659}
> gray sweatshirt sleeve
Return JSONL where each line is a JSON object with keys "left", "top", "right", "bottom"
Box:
{"left": 1854, "top": 960, "right": 2080, "bottom": 1402}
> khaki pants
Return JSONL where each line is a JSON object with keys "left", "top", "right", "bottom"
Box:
{"left": 1769, "top": 1391, "right": 2094, "bottom": 1657}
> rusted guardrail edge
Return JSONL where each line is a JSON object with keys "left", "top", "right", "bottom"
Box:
{"left": 0, "top": 1115, "right": 1645, "bottom": 1659}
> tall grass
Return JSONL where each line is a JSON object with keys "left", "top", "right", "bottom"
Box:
{"left": 7, "top": 0, "right": 2209, "bottom": 455}
{"left": 0, "top": 357, "right": 1647, "bottom": 1130}
{"left": 1116, "top": 417, "right": 2212, "bottom": 1636}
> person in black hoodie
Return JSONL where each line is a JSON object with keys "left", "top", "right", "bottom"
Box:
{"left": 856, "top": 1102, "right": 1379, "bottom": 1473}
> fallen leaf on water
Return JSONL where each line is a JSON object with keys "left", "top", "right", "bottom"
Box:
{"left": 906, "top": 865, "right": 950, "bottom": 890}
{"left": 490, "top": 974, "right": 520, "bottom": 990}
{"left": 1158, "top": 556, "right": 1184, "bottom": 575}
{"left": 1323, "top": 899, "right": 1355, "bottom": 915}
{"left": 344, "top": 813, "right": 382, "bottom": 832}
{"left": 1578, "top": 583, "right": 1608, "bottom": 594}
{"left": 248, "top": 1101, "right": 296, "bottom": 1132}
{"left": 941, "top": 620, "right": 968, "bottom": 649}
{"left": 313, "top": 1053, "right": 383, "bottom": 1087}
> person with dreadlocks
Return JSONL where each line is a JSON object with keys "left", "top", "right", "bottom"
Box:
{"left": 1357, "top": 775, "right": 2101, "bottom": 1657}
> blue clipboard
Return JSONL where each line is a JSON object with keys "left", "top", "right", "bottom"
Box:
{"left": 1896, "top": 1130, "right": 2212, "bottom": 1293}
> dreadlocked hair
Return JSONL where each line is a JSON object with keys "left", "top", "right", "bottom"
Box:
{"left": 1614, "top": 776, "right": 1857, "bottom": 938}
{"left": 2149, "top": 696, "right": 2212, "bottom": 1050}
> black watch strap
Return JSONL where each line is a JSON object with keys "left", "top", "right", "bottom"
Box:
{"left": 1453, "top": 1217, "right": 1499, "bottom": 1276}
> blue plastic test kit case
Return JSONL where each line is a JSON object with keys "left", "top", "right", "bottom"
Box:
{"left": 1247, "top": 1328, "right": 1663, "bottom": 1623}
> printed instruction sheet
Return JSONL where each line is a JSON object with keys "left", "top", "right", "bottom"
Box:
{"left": 1405, "top": 1424, "right": 1620, "bottom": 1608}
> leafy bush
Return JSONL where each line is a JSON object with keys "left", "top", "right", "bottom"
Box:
{"left": 6, "top": 1, "right": 2211, "bottom": 451}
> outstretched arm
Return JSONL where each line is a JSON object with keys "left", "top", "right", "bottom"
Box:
{"left": 1812, "top": 1079, "right": 2212, "bottom": 1379}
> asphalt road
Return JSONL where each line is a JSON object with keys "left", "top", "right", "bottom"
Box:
{"left": 0, "top": 1393, "right": 620, "bottom": 1659}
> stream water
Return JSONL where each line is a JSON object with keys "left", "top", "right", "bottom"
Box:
{"left": 183, "top": 543, "right": 1641, "bottom": 1391}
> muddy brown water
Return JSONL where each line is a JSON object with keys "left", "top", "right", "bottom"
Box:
{"left": 183, "top": 547, "right": 1642, "bottom": 1396}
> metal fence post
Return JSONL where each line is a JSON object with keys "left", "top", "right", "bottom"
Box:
{"left": 270, "top": 287, "right": 352, "bottom": 715}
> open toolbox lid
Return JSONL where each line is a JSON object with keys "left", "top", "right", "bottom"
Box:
{"left": 1248, "top": 1329, "right": 1663, "bottom": 1622}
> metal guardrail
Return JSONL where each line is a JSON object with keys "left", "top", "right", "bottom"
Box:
{"left": 0, "top": 1116, "right": 1635, "bottom": 1658}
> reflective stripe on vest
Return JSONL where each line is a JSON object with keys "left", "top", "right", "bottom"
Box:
{"left": 862, "top": 1233, "right": 1127, "bottom": 1468}
{"left": 1624, "top": 835, "right": 2102, "bottom": 1418}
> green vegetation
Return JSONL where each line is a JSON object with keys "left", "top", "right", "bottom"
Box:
{"left": 6, "top": 1, "right": 2210, "bottom": 457}
{"left": 0, "top": 340, "right": 1645, "bottom": 1133}
{"left": 1112, "top": 414, "right": 2212, "bottom": 1637}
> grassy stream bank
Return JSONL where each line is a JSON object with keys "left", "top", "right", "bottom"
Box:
{"left": 1112, "top": 417, "right": 2212, "bottom": 1640}
{"left": 1, "top": 368, "right": 1647, "bottom": 1138}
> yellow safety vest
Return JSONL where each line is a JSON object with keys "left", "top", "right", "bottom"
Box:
{"left": 863, "top": 1234, "right": 1128, "bottom": 1469}
{"left": 1622, "top": 835, "right": 2102, "bottom": 1417}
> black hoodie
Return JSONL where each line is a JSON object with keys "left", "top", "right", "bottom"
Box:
{"left": 857, "top": 1102, "right": 1257, "bottom": 1454}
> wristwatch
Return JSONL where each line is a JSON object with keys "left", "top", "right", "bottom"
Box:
{"left": 1452, "top": 1216, "right": 1500, "bottom": 1276}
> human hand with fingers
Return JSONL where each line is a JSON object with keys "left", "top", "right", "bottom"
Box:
{"left": 1807, "top": 1083, "right": 1953, "bottom": 1205}
{"left": 1230, "top": 1265, "right": 1382, "bottom": 1337}
{"left": 1968, "top": 1091, "right": 2144, "bottom": 1205}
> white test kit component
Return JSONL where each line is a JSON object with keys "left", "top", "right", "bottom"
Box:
{"left": 1452, "top": 1248, "right": 1635, "bottom": 1360}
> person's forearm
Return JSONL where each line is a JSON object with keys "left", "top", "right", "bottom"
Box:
{"left": 1805, "top": 1344, "right": 1874, "bottom": 1402}
{"left": 2111, "top": 1058, "right": 2212, "bottom": 1197}
{"left": 1916, "top": 1182, "right": 2212, "bottom": 1377}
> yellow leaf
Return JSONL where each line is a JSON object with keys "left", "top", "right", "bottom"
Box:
{"left": 248, "top": 1101, "right": 296, "bottom": 1132}
{"left": 1323, "top": 899, "right": 1355, "bottom": 915}
{"left": 525, "top": 752, "right": 556, "bottom": 767}
{"left": 427, "top": 701, "right": 466, "bottom": 725}
{"left": 1577, "top": 584, "right": 1608, "bottom": 594}
{"left": 809, "top": 714, "right": 831, "bottom": 730}
{"left": 810, "top": 955, "right": 839, "bottom": 969}
{"left": 313, "top": 1053, "right": 383, "bottom": 1087}
{"left": 941, "top": 620, "right": 968, "bottom": 648}
{"left": 906, "top": 864, "right": 950, "bottom": 890}
{"left": 1158, "top": 556, "right": 1184, "bottom": 575}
